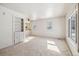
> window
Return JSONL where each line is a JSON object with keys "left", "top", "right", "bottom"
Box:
{"left": 68, "top": 11, "right": 77, "bottom": 43}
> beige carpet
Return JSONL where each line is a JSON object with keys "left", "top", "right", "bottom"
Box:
{"left": 0, "top": 36, "right": 71, "bottom": 56}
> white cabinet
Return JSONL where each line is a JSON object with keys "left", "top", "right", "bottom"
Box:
{"left": 0, "top": 5, "right": 25, "bottom": 49}
{"left": 14, "top": 32, "right": 24, "bottom": 44}
{"left": 13, "top": 16, "right": 24, "bottom": 44}
{"left": 0, "top": 6, "right": 25, "bottom": 49}
{"left": 20, "top": 32, "right": 24, "bottom": 41}
{"left": 14, "top": 32, "right": 20, "bottom": 44}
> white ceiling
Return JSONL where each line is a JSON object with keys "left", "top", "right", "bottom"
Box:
{"left": 0, "top": 3, "right": 70, "bottom": 20}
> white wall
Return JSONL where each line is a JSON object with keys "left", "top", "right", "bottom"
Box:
{"left": 0, "top": 5, "right": 26, "bottom": 49}
{"left": 0, "top": 8, "right": 13, "bottom": 49}
{"left": 66, "top": 3, "right": 79, "bottom": 55}
{"left": 31, "top": 17, "right": 66, "bottom": 38}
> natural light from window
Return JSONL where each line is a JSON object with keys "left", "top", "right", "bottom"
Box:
{"left": 47, "top": 40, "right": 61, "bottom": 54}
{"left": 23, "top": 36, "right": 35, "bottom": 43}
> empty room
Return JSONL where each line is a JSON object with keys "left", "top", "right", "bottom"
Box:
{"left": 0, "top": 3, "right": 79, "bottom": 56}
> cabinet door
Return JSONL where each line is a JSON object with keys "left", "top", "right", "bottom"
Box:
{"left": 13, "top": 17, "right": 22, "bottom": 44}
{"left": 14, "top": 32, "right": 20, "bottom": 44}
{"left": 20, "top": 32, "right": 24, "bottom": 41}
{"left": 15, "top": 17, "right": 21, "bottom": 32}
{"left": 0, "top": 9, "right": 13, "bottom": 49}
